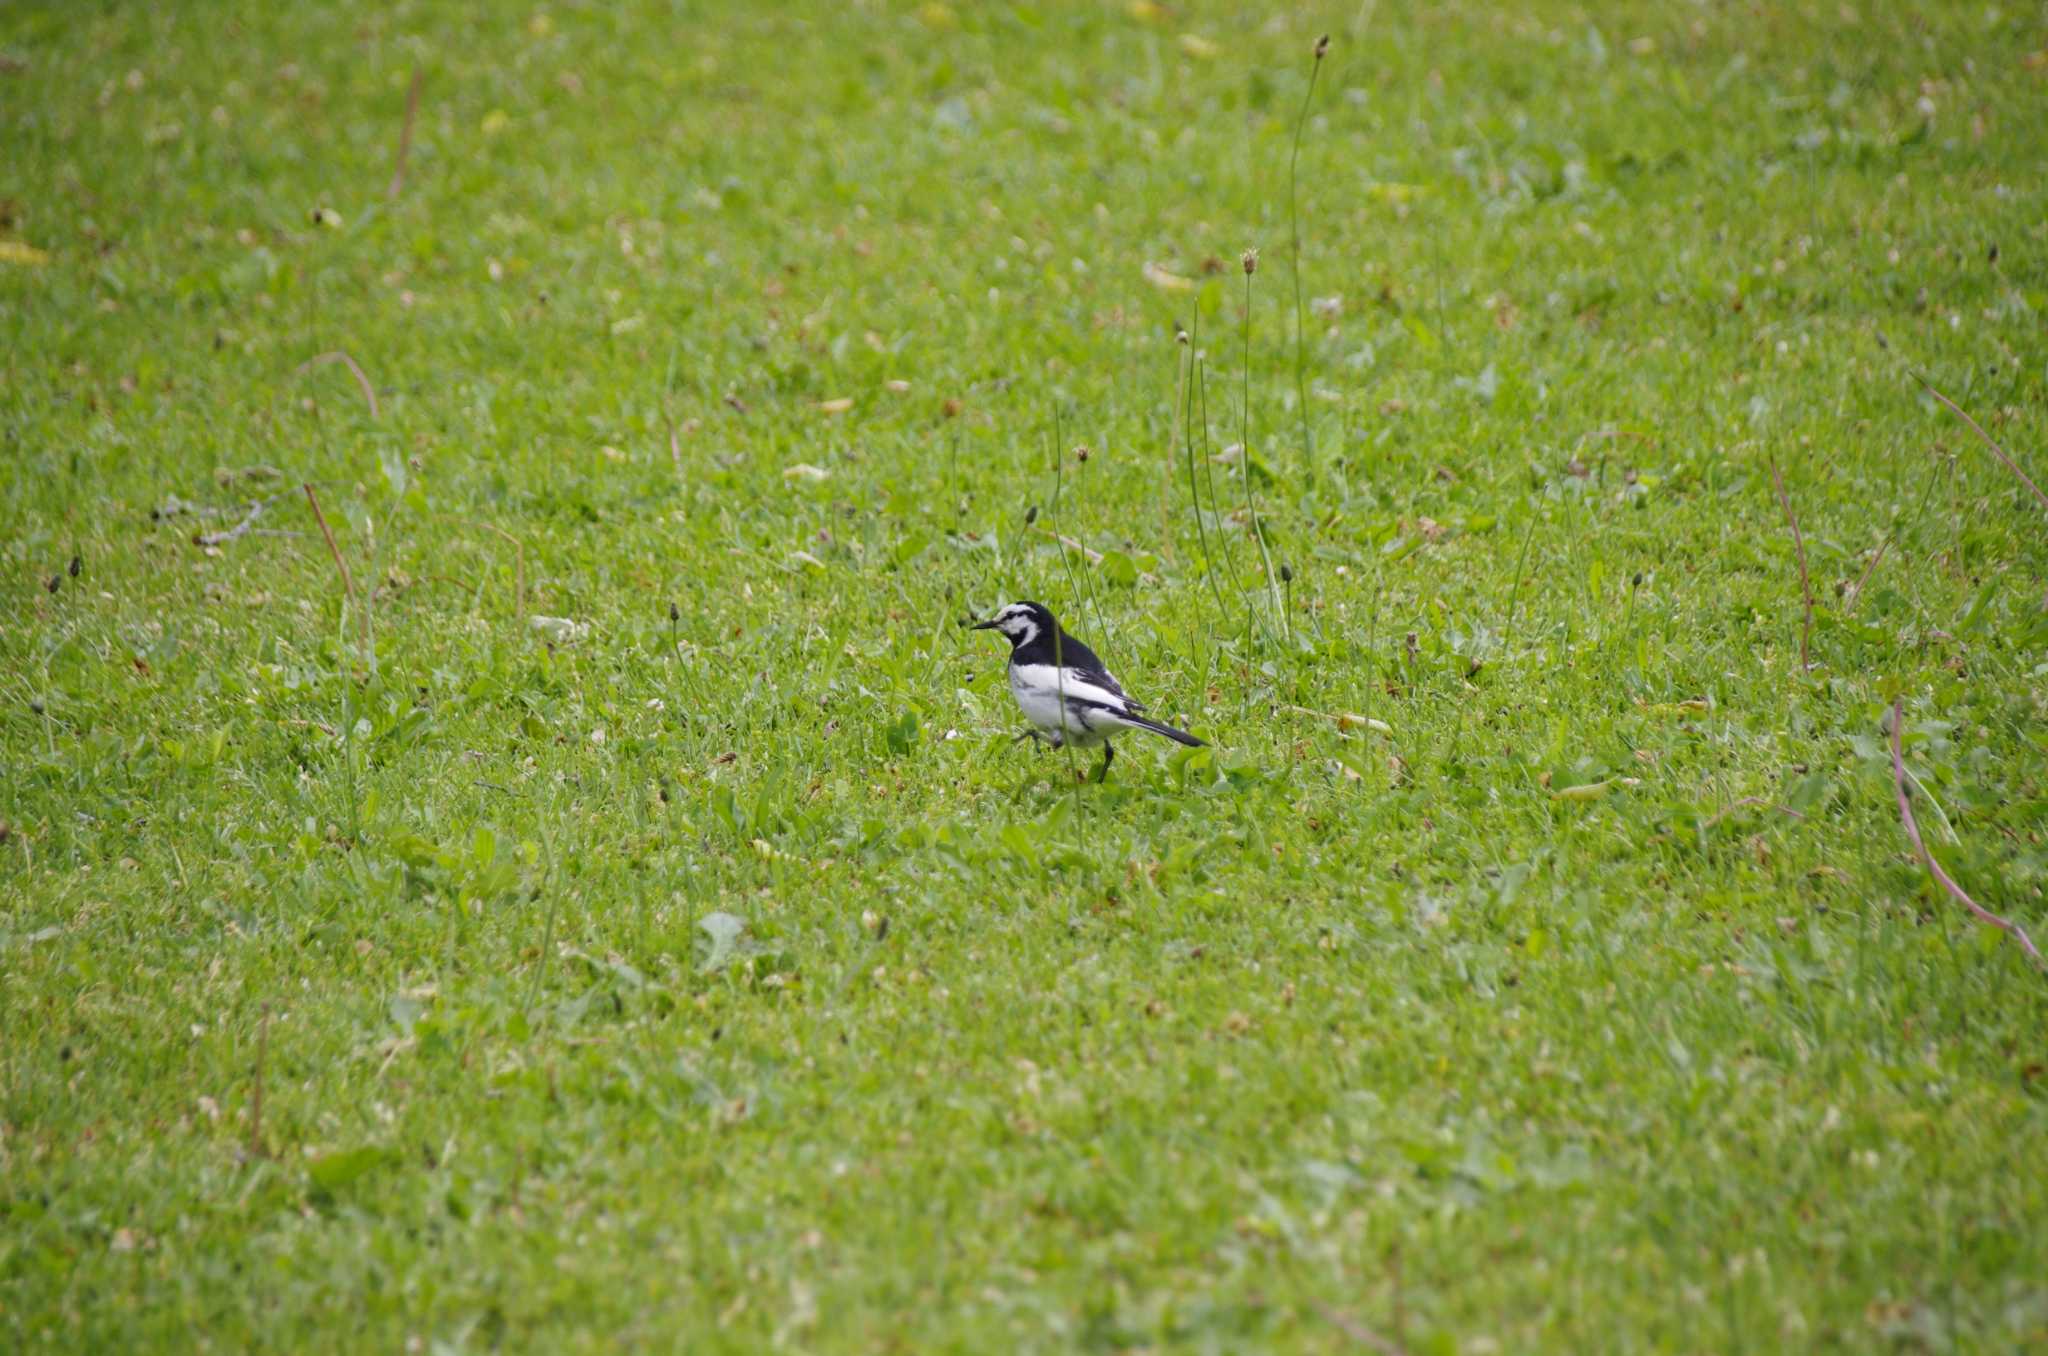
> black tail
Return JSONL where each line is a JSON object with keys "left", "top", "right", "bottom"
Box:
{"left": 1125, "top": 714, "right": 1205, "bottom": 747}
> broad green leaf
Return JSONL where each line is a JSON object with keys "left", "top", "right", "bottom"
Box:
{"left": 308, "top": 1146, "right": 391, "bottom": 1194}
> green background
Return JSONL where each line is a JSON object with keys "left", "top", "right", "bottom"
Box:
{"left": 4, "top": 1, "right": 2047, "bottom": 1350}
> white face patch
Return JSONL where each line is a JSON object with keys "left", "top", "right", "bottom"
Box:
{"left": 996, "top": 608, "right": 1040, "bottom": 646}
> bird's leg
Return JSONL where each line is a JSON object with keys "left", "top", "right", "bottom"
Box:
{"left": 1095, "top": 741, "right": 1115, "bottom": 783}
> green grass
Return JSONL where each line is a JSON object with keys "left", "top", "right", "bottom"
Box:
{"left": 5, "top": 1, "right": 2048, "bottom": 1350}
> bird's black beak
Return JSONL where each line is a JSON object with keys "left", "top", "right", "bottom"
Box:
{"left": 969, "top": 618, "right": 997, "bottom": 630}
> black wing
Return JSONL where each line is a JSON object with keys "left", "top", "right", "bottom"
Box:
{"left": 1016, "top": 624, "right": 1145, "bottom": 711}
{"left": 1053, "top": 630, "right": 1145, "bottom": 712}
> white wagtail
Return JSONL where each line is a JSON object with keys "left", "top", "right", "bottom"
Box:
{"left": 971, "top": 600, "right": 1204, "bottom": 780}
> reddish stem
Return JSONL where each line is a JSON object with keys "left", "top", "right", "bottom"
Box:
{"left": 293, "top": 351, "right": 380, "bottom": 420}
{"left": 1914, "top": 373, "right": 2048, "bottom": 515}
{"left": 1890, "top": 698, "right": 2042, "bottom": 968}
{"left": 302, "top": 483, "right": 358, "bottom": 606}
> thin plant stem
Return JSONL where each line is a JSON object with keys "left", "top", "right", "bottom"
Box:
{"left": 1058, "top": 407, "right": 1115, "bottom": 653}
{"left": 339, "top": 605, "right": 360, "bottom": 843}
{"left": 1163, "top": 332, "right": 1185, "bottom": 562}
{"left": 1178, "top": 328, "right": 1222, "bottom": 657}
{"left": 1241, "top": 262, "right": 1284, "bottom": 632}
{"left": 1187, "top": 342, "right": 1232, "bottom": 622}
{"left": 1197, "top": 358, "right": 1248, "bottom": 607}
{"left": 1046, "top": 419, "right": 1106, "bottom": 787}
{"left": 1048, "top": 424, "right": 1090, "bottom": 641}
{"left": 1288, "top": 36, "right": 1330, "bottom": 489}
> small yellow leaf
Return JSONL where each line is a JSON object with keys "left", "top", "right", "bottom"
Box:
{"left": 1553, "top": 777, "right": 1643, "bottom": 802}
{"left": 1142, "top": 260, "right": 1193, "bottom": 292}
{"left": 1637, "top": 698, "right": 1710, "bottom": 718}
{"left": 816, "top": 397, "right": 854, "bottom": 414}
{"left": 782, "top": 463, "right": 831, "bottom": 483}
{"left": 918, "top": 2, "right": 956, "bottom": 29}
{"left": 0, "top": 240, "right": 51, "bottom": 266}
{"left": 1179, "top": 33, "right": 1220, "bottom": 60}
{"left": 1127, "top": 1, "right": 1165, "bottom": 21}
{"left": 481, "top": 109, "right": 511, "bottom": 136}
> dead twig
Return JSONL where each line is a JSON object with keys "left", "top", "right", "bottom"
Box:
{"left": 1163, "top": 333, "right": 1185, "bottom": 564}
{"left": 1390, "top": 1243, "right": 1407, "bottom": 1355}
{"left": 387, "top": 65, "right": 422, "bottom": 200}
{"left": 194, "top": 496, "right": 270, "bottom": 547}
{"left": 1890, "top": 698, "right": 2043, "bottom": 969}
{"left": 1768, "top": 453, "right": 1814, "bottom": 671}
{"left": 154, "top": 494, "right": 231, "bottom": 522}
{"left": 1912, "top": 372, "right": 2048, "bottom": 516}
{"left": 192, "top": 489, "right": 297, "bottom": 548}
{"left": 1311, "top": 1302, "right": 1406, "bottom": 1356}
{"left": 292, "top": 351, "right": 380, "bottom": 421}
{"left": 302, "top": 483, "right": 358, "bottom": 606}
{"left": 245, "top": 1003, "right": 271, "bottom": 1159}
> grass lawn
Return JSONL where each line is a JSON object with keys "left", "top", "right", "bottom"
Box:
{"left": 5, "top": 0, "right": 2048, "bottom": 1349}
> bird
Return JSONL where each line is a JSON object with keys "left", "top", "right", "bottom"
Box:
{"left": 971, "top": 600, "right": 1203, "bottom": 781}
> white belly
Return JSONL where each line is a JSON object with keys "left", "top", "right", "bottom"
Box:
{"left": 1009, "top": 663, "right": 1112, "bottom": 746}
